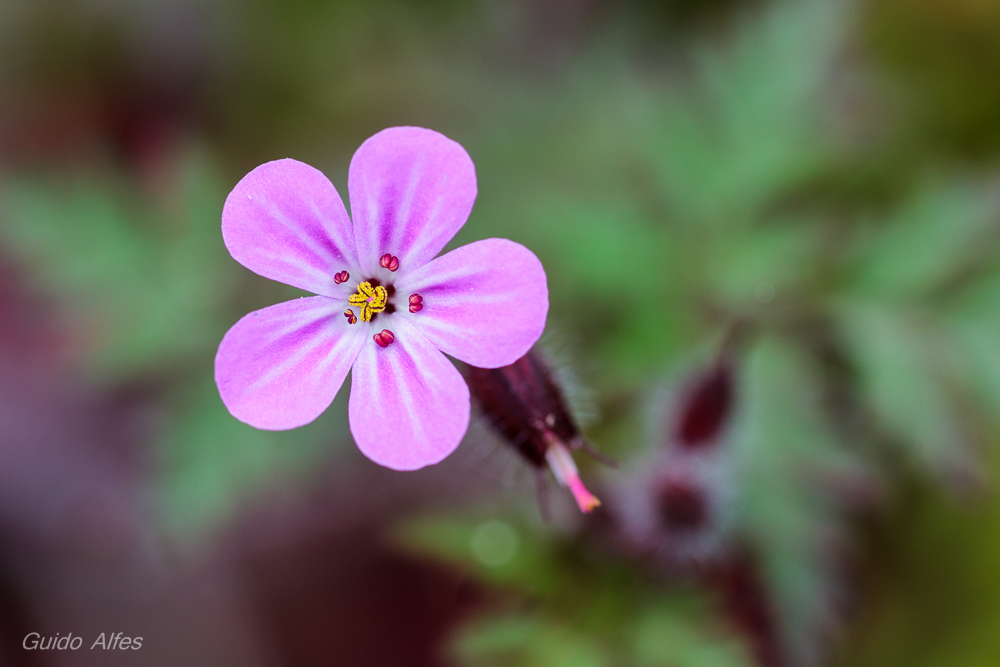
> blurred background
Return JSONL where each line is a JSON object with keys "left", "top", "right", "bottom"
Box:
{"left": 1, "top": 0, "right": 1000, "bottom": 665}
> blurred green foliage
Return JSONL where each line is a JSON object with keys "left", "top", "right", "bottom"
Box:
{"left": 1, "top": 153, "right": 234, "bottom": 380}
{"left": 2, "top": 0, "right": 1000, "bottom": 664}
{"left": 834, "top": 453, "right": 1000, "bottom": 667}
{"left": 866, "top": 0, "right": 1000, "bottom": 158}
{"left": 0, "top": 151, "right": 355, "bottom": 538}
{"left": 397, "top": 513, "right": 749, "bottom": 667}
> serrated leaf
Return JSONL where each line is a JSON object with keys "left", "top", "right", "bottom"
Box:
{"left": 848, "top": 180, "right": 1000, "bottom": 300}
{"left": 838, "top": 302, "right": 973, "bottom": 477}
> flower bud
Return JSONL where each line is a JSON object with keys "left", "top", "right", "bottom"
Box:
{"left": 467, "top": 349, "right": 604, "bottom": 513}
{"left": 672, "top": 362, "right": 734, "bottom": 450}
{"left": 609, "top": 358, "right": 739, "bottom": 566}
{"left": 610, "top": 451, "right": 732, "bottom": 566}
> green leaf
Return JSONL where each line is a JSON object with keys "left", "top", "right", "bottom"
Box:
{"left": 733, "top": 337, "right": 862, "bottom": 667}
{"left": 847, "top": 180, "right": 1000, "bottom": 300}
{"left": 838, "top": 302, "right": 973, "bottom": 477}
{"left": 646, "top": 0, "right": 849, "bottom": 223}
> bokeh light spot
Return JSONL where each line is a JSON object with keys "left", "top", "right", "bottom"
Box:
{"left": 469, "top": 520, "right": 519, "bottom": 567}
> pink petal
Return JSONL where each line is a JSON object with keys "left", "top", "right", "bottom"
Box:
{"left": 348, "top": 127, "right": 477, "bottom": 277}
{"left": 216, "top": 296, "right": 365, "bottom": 430}
{"left": 348, "top": 320, "right": 470, "bottom": 470}
{"left": 223, "top": 159, "right": 359, "bottom": 296}
{"left": 398, "top": 238, "right": 548, "bottom": 368}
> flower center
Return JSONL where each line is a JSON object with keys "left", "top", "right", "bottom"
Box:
{"left": 347, "top": 281, "right": 388, "bottom": 322}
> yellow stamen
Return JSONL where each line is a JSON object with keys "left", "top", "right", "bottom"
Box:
{"left": 347, "top": 281, "right": 388, "bottom": 322}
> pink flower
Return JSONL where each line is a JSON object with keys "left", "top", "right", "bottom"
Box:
{"left": 215, "top": 127, "right": 548, "bottom": 470}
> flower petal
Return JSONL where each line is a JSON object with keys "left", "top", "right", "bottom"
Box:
{"left": 348, "top": 127, "right": 477, "bottom": 277}
{"left": 223, "top": 159, "right": 359, "bottom": 296}
{"left": 216, "top": 296, "right": 365, "bottom": 430}
{"left": 398, "top": 238, "right": 548, "bottom": 368}
{"left": 348, "top": 319, "right": 470, "bottom": 470}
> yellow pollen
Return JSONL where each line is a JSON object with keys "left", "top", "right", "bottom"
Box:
{"left": 347, "top": 281, "right": 388, "bottom": 322}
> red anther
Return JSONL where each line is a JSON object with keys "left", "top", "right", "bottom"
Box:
{"left": 408, "top": 294, "right": 423, "bottom": 305}
{"left": 340, "top": 270, "right": 350, "bottom": 283}
{"left": 344, "top": 309, "right": 357, "bottom": 325}
{"left": 380, "top": 253, "right": 399, "bottom": 272}
{"left": 374, "top": 329, "right": 395, "bottom": 347}
{"left": 409, "top": 302, "right": 423, "bottom": 313}
{"left": 334, "top": 273, "right": 343, "bottom": 284}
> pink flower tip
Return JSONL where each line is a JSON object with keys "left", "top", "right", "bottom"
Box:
{"left": 545, "top": 439, "right": 601, "bottom": 514}
{"left": 568, "top": 477, "right": 602, "bottom": 513}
